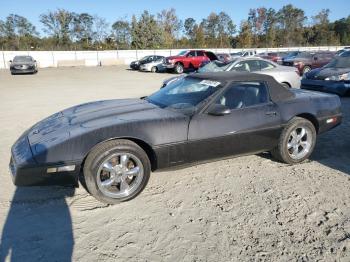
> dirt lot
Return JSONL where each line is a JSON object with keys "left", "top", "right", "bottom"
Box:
{"left": 0, "top": 66, "right": 349, "bottom": 261}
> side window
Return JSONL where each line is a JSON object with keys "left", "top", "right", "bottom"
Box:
{"left": 215, "top": 82, "right": 269, "bottom": 109}
{"left": 187, "top": 51, "right": 196, "bottom": 57}
{"left": 232, "top": 62, "right": 250, "bottom": 72}
{"left": 246, "top": 60, "right": 261, "bottom": 72}
{"left": 259, "top": 60, "right": 275, "bottom": 71}
{"left": 196, "top": 51, "right": 205, "bottom": 56}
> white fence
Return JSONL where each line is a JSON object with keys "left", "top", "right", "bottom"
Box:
{"left": 0, "top": 46, "right": 347, "bottom": 69}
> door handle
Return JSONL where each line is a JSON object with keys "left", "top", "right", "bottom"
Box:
{"left": 266, "top": 111, "right": 277, "bottom": 116}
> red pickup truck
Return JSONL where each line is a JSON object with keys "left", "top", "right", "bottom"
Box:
{"left": 165, "top": 50, "right": 218, "bottom": 74}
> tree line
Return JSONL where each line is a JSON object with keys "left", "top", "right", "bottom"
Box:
{"left": 0, "top": 5, "right": 349, "bottom": 51}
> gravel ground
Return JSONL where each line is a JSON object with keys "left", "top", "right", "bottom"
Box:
{"left": 0, "top": 66, "right": 349, "bottom": 262}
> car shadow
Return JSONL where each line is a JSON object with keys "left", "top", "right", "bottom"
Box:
{"left": 0, "top": 186, "right": 75, "bottom": 262}
{"left": 310, "top": 97, "right": 350, "bottom": 175}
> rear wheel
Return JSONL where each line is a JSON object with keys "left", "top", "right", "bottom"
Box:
{"left": 281, "top": 82, "right": 291, "bottom": 89}
{"left": 174, "top": 63, "right": 184, "bottom": 74}
{"left": 83, "top": 139, "right": 151, "bottom": 204}
{"left": 271, "top": 117, "right": 316, "bottom": 164}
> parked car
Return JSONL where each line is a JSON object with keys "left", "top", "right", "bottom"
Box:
{"left": 282, "top": 51, "right": 335, "bottom": 75}
{"left": 339, "top": 50, "right": 350, "bottom": 57}
{"left": 335, "top": 47, "right": 350, "bottom": 56}
{"left": 130, "top": 55, "right": 162, "bottom": 70}
{"left": 164, "top": 57, "right": 301, "bottom": 89}
{"left": 9, "top": 72, "right": 341, "bottom": 204}
{"left": 139, "top": 56, "right": 165, "bottom": 72}
{"left": 216, "top": 53, "right": 232, "bottom": 63}
{"left": 10, "top": 56, "right": 38, "bottom": 75}
{"left": 230, "top": 50, "right": 257, "bottom": 58}
{"left": 164, "top": 50, "right": 218, "bottom": 74}
{"left": 257, "top": 52, "right": 287, "bottom": 64}
{"left": 281, "top": 51, "right": 302, "bottom": 65}
{"left": 301, "top": 56, "right": 350, "bottom": 96}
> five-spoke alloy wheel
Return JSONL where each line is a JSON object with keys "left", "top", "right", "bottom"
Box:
{"left": 272, "top": 117, "right": 316, "bottom": 164}
{"left": 83, "top": 139, "right": 151, "bottom": 204}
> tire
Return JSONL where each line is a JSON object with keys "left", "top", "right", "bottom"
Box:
{"left": 281, "top": 82, "right": 290, "bottom": 89}
{"left": 83, "top": 139, "right": 151, "bottom": 204}
{"left": 271, "top": 117, "right": 316, "bottom": 164}
{"left": 151, "top": 66, "right": 157, "bottom": 73}
{"left": 302, "top": 66, "right": 311, "bottom": 75}
{"left": 174, "top": 63, "right": 184, "bottom": 74}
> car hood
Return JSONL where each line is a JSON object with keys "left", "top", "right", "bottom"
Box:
{"left": 305, "top": 67, "right": 350, "bottom": 80}
{"left": 27, "top": 99, "right": 184, "bottom": 147}
{"left": 166, "top": 55, "right": 184, "bottom": 60}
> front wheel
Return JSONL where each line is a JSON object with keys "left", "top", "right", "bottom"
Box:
{"left": 271, "top": 117, "right": 316, "bottom": 164}
{"left": 151, "top": 66, "right": 157, "bottom": 73}
{"left": 174, "top": 63, "right": 184, "bottom": 74}
{"left": 83, "top": 139, "right": 151, "bottom": 204}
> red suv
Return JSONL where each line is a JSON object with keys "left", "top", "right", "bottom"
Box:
{"left": 165, "top": 50, "right": 218, "bottom": 74}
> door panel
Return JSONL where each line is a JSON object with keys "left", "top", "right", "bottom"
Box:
{"left": 187, "top": 103, "right": 282, "bottom": 163}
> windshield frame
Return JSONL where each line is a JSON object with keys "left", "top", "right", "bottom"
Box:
{"left": 146, "top": 76, "right": 226, "bottom": 115}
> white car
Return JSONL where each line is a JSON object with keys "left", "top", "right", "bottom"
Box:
{"left": 139, "top": 56, "right": 165, "bottom": 73}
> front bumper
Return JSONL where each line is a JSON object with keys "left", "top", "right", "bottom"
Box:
{"left": 130, "top": 64, "right": 139, "bottom": 70}
{"left": 10, "top": 134, "right": 80, "bottom": 186}
{"left": 164, "top": 63, "right": 175, "bottom": 69}
{"left": 10, "top": 68, "right": 36, "bottom": 74}
{"left": 301, "top": 79, "right": 350, "bottom": 96}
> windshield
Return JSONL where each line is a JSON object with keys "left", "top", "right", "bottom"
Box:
{"left": 296, "top": 52, "right": 313, "bottom": 59}
{"left": 140, "top": 56, "right": 152, "bottom": 62}
{"left": 324, "top": 57, "right": 350, "bottom": 68}
{"left": 284, "top": 51, "right": 299, "bottom": 58}
{"left": 231, "top": 52, "right": 242, "bottom": 56}
{"left": 177, "top": 51, "right": 188, "bottom": 56}
{"left": 146, "top": 77, "right": 223, "bottom": 113}
{"left": 13, "top": 56, "right": 33, "bottom": 62}
{"left": 198, "top": 61, "right": 233, "bottom": 73}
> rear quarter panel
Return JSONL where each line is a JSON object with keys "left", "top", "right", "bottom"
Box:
{"left": 277, "top": 90, "right": 341, "bottom": 132}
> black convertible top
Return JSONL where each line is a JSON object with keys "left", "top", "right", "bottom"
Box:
{"left": 188, "top": 71, "right": 295, "bottom": 102}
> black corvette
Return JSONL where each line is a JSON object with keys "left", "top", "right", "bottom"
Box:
{"left": 10, "top": 72, "right": 342, "bottom": 204}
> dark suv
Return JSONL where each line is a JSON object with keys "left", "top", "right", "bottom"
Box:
{"left": 283, "top": 51, "right": 335, "bottom": 75}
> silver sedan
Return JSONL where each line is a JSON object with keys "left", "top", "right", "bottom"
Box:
{"left": 164, "top": 57, "right": 301, "bottom": 89}
{"left": 202, "top": 57, "right": 301, "bottom": 88}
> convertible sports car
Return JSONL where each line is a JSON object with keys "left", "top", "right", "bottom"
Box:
{"left": 10, "top": 72, "right": 342, "bottom": 204}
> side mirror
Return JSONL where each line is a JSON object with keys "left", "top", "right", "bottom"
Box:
{"left": 9, "top": 60, "right": 12, "bottom": 63}
{"left": 207, "top": 104, "right": 231, "bottom": 116}
{"left": 34, "top": 60, "right": 37, "bottom": 62}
